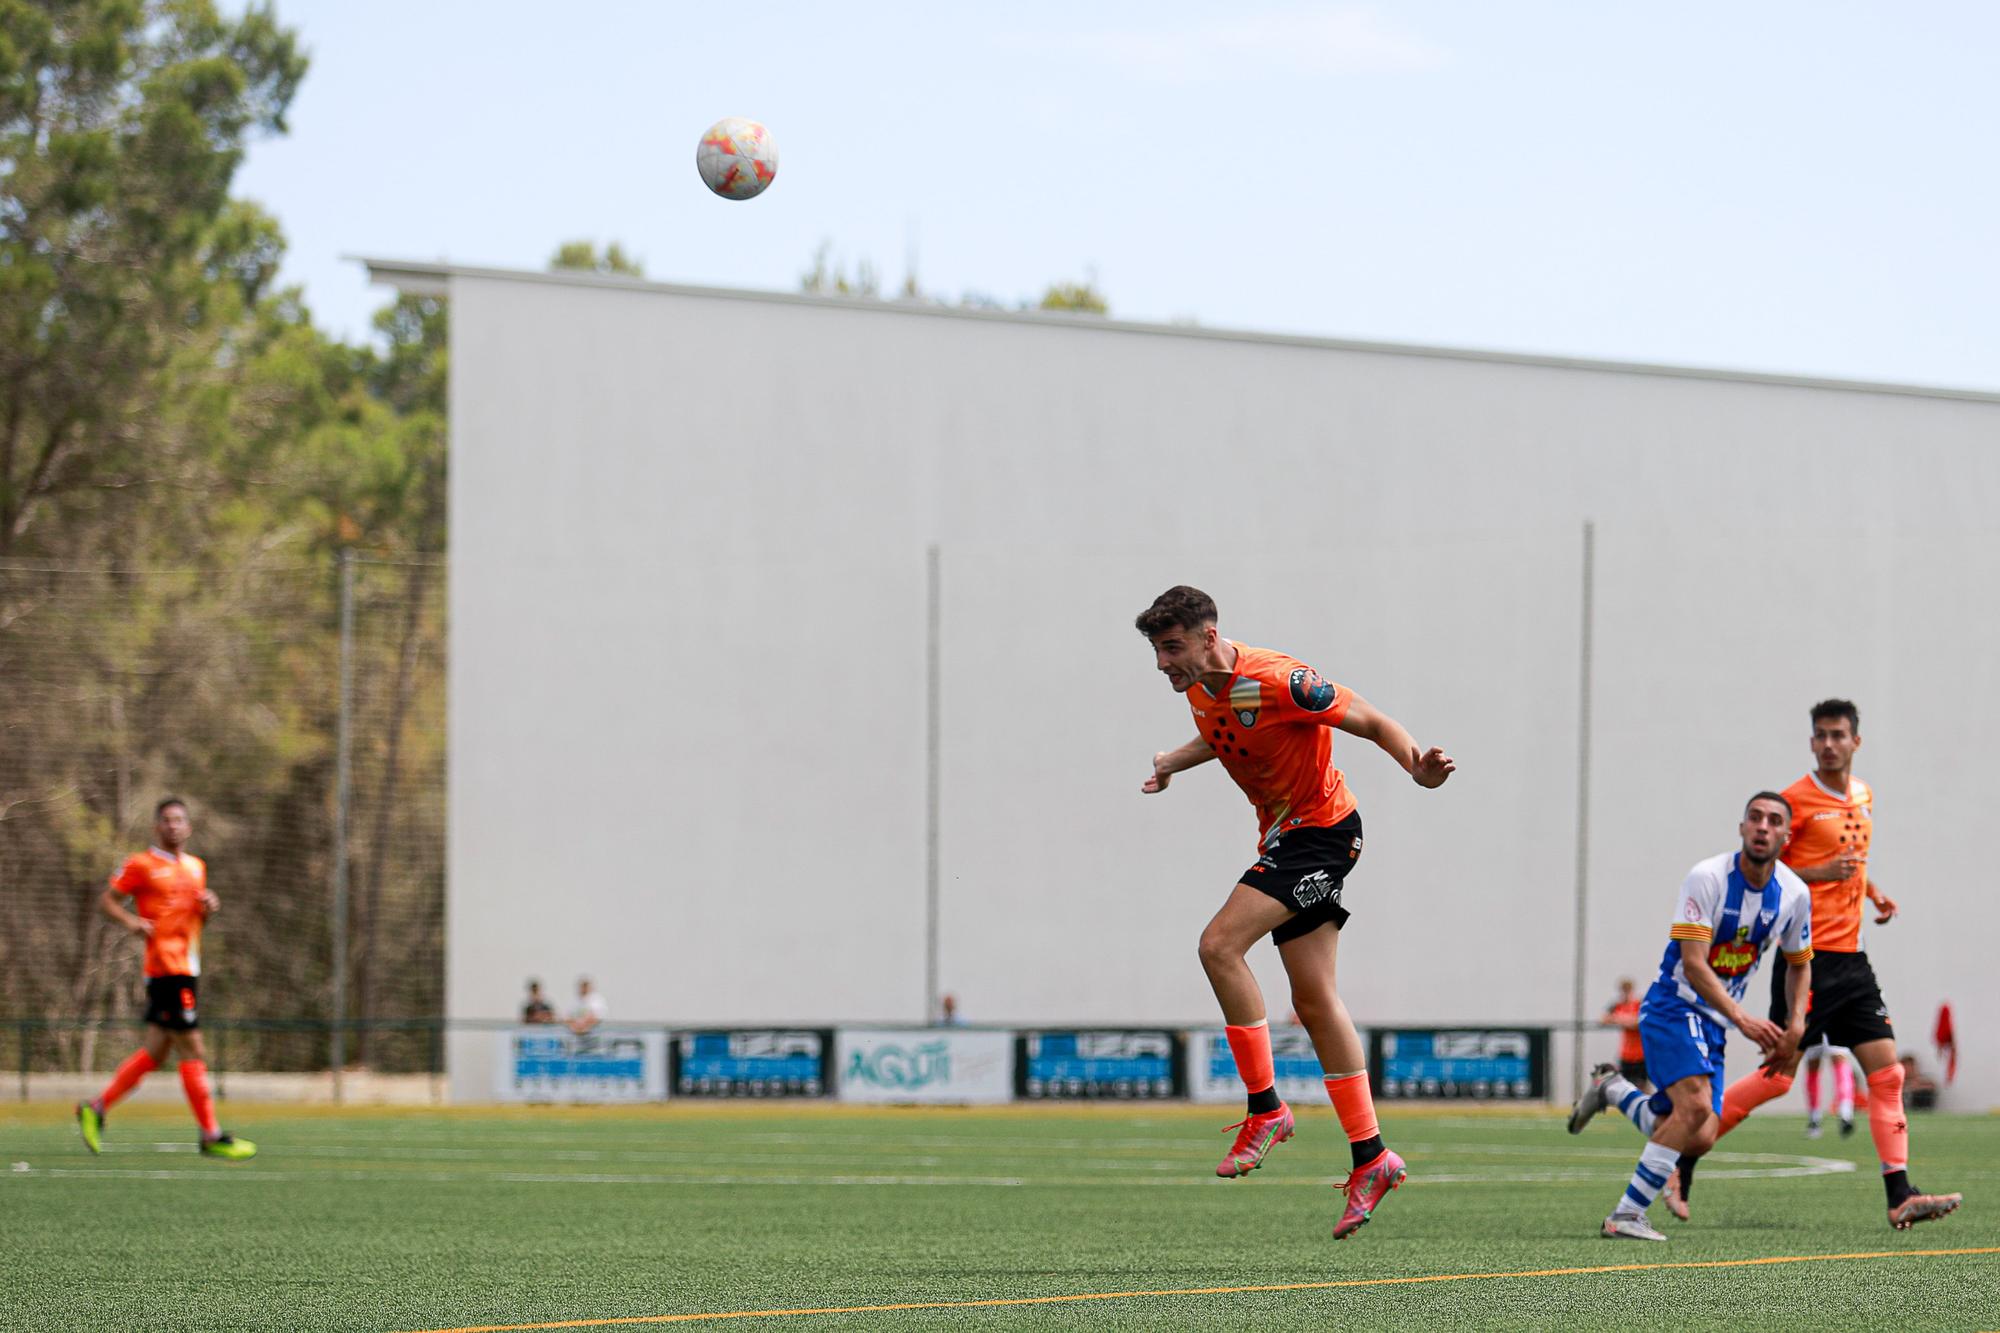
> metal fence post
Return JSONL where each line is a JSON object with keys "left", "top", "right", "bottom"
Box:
{"left": 925, "top": 542, "right": 941, "bottom": 1024}
{"left": 331, "top": 548, "right": 356, "bottom": 1105}
{"left": 1570, "top": 520, "right": 1596, "bottom": 1104}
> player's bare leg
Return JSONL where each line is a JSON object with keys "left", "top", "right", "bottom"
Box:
{"left": 1278, "top": 922, "right": 1405, "bottom": 1238}
{"left": 1604, "top": 1075, "right": 1716, "bottom": 1241}
{"left": 1850, "top": 1038, "right": 1959, "bottom": 1228}
{"left": 1200, "top": 887, "right": 1299, "bottom": 1177}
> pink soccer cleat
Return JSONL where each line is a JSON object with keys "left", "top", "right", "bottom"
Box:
{"left": 1333, "top": 1148, "right": 1408, "bottom": 1239}
{"left": 1888, "top": 1191, "right": 1962, "bottom": 1230}
{"left": 1215, "top": 1105, "right": 1295, "bottom": 1178}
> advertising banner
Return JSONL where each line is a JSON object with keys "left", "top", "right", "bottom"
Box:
{"left": 493, "top": 1028, "right": 668, "bottom": 1103}
{"left": 1188, "top": 1026, "right": 1345, "bottom": 1104}
{"left": 835, "top": 1028, "right": 1014, "bottom": 1104}
{"left": 1368, "top": 1027, "right": 1549, "bottom": 1100}
{"left": 671, "top": 1029, "right": 834, "bottom": 1097}
{"left": 1014, "top": 1029, "right": 1184, "bottom": 1100}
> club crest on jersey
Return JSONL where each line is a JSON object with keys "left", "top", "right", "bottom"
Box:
{"left": 1289, "top": 666, "right": 1337, "bottom": 713}
{"left": 1228, "top": 677, "right": 1261, "bottom": 728}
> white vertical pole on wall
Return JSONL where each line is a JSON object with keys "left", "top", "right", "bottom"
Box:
{"left": 925, "top": 543, "right": 942, "bottom": 1025}
{"left": 331, "top": 548, "right": 356, "bottom": 1104}
{"left": 1571, "top": 521, "right": 1596, "bottom": 1103}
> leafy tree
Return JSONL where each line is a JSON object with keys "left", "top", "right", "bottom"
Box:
{"left": 800, "top": 240, "right": 879, "bottom": 298}
{"left": 0, "top": 0, "right": 307, "bottom": 556}
{"left": 550, "top": 240, "right": 644, "bottom": 278}
{"left": 1039, "top": 278, "right": 1109, "bottom": 315}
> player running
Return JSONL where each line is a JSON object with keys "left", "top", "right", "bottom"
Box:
{"left": 75, "top": 797, "right": 256, "bottom": 1161}
{"left": 1135, "top": 586, "right": 1454, "bottom": 1240}
{"left": 1673, "top": 700, "right": 1959, "bottom": 1230}
{"left": 1567, "top": 792, "right": 1812, "bottom": 1240}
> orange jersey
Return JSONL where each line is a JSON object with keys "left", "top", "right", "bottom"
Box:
{"left": 1780, "top": 772, "right": 1873, "bottom": 954}
{"left": 1187, "top": 642, "right": 1356, "bottom": 847}
{"left": 1605, "top": 998, "right": 1644, "bottom": 1063}
{"left": 109, "top": 849, "right": 208, "bottom": 978}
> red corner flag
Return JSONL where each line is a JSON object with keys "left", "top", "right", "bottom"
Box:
{"left": 1932, "top": 1002, "right": 1957, "bottom": 1084}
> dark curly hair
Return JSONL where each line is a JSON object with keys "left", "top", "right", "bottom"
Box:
{"left": 1135, "top": 586, "right": 1217, "bottom": 638}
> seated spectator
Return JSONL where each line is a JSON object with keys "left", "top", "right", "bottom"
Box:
{"left": 1901, "top": 1054, "right": 1940, "bottom": 1111}
{"left": 521, "top": 979, "right": 556, "bottom": 1025}
{"left": 567, "top": 977, "right": 608, "bottom": 1036}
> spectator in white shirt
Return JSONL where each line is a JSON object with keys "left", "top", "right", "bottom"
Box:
{"left": 567, "top": 977, "right": 608, "bottom": 1036}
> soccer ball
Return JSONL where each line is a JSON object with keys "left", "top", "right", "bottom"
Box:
{"left": 697, "top": 118, "right": 778, "bottom": 200}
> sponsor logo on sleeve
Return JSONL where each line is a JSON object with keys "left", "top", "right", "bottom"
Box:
{"left": 1288, "top": 666, "right": 1338, "bottom": 713}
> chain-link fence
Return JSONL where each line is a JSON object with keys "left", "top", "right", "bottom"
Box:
{"left": 0, "top": 555, "right": 444, "bottom": 1074}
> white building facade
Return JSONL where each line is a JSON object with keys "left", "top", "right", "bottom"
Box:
{"left": 363, "top": 260, "right": 2000, "bottom": 1108}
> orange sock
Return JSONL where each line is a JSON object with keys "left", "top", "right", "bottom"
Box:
{"left": 1717, "top": 1069, "right": 1793, "bottom": 1136}
{"left": 1865, "top": 1063, "right": 1907, "bottom": 1172}
{"left": 1225, "top": 1021, "right": 1276, "bottom": 1098}
{"left": 97, "top": 1048, "right": 158, "bottom": 1111}
{"left": 1324, "top": 1071, "right": 1380, "bottom": 1143}
{"left": 180, "top": 1060, "right": 219, "bottom": 1138}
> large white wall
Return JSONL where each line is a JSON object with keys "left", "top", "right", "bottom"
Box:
{"left": 399, "top": 261, "right": 2000, "bottom": 1107}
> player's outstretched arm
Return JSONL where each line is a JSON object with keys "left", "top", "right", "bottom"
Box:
{"left": 1334, "top": 695, "right": 1455, "bottom": 788}
{"left": 1142, "top": 736, "right": 1215, "bottom": 794}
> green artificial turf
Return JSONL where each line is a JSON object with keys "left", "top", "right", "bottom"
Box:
{"left": 2, "top": 1101, "right": 1994, "bottom": 1331}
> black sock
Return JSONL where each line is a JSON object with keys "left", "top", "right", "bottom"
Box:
{"left": 1676, "top": 1153, "right": 1699, "bottom": 1199}
{"left": 1246, "top": 1085, "right": 1282, "bottom": 1116}
{"left": 1884, "top": 1169, "right": 1915, "bottom": 1207}
{"left": 1349, "top": 1134, "right": 1386, "bottom": 1169}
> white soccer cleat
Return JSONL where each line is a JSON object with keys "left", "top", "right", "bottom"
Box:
{"left": 1602, "top": 1212, "right": 1667, "bottom": 1241}
{"left": 1568, "top": 1064, "right": 1619, "bottom": 1134}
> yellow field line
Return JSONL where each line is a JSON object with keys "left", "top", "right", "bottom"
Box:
{"left": 395, "top": 1246, "right": 2000, "bottom": 1331}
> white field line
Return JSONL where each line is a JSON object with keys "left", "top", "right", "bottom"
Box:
{"left": 5, "top": 1149, "right": 1854, "bottom": 1189}
{"left": 110, "top": 1139, "right": 1852, "bottom": 1169}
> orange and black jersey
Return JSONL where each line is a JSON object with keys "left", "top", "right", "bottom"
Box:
{"left": 109, "top": 848, "right": 208, "bottom": 978}
{"left": 1780, "top": 772, "right": 1874, "bottom": 954}
{"left": 1187, "top": 642, "right": 1356, "bottom": 849}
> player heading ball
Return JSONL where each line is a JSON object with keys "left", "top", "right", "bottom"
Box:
{"left": 1137, "top": 585, "right": 1454, "bottom": 1241}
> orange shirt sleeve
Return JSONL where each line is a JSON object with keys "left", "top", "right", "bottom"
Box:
{"left": 109, "top": 855, "right": 147, "bottom": 895}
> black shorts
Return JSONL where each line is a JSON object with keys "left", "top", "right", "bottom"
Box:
{"left": 1769, "top": 951, "right": 1893, "bottom": 1049}
{"left": 143, "top": 975, "right": 199, "bottom": 1031}
{"left": 1240, "top": 811, "right": 1363, "bottom": 945}
{"left": 1618, "top": 1058, "right": 1650, "bottom": 1088}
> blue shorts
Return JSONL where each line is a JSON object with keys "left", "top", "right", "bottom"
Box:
{"left": 1639, "top": 1000, "right": 1727, "bottom": 1117}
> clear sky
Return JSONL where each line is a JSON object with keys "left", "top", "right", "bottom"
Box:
{"left": 232, "top": 1, "right": 2000, "bottom": 390}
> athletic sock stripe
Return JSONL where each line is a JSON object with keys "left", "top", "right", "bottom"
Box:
{"left": 1623, "top": 1185, "right": 1653, "bottom": 1208}
{"left": 1633, "top": 1166, "right": 1667, "bottom": 1189}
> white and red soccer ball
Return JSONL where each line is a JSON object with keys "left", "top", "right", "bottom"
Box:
{"left": 697, "top": 118, "right": 777, "bottom": 200}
